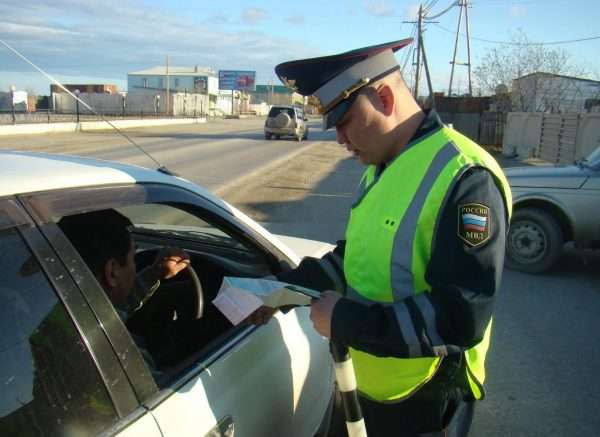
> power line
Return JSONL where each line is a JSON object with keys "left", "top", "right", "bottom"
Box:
{"left": 425, "top": 1, "right": 459, "bottom": 20}
{"left": 433, "top": 23, "right": 600, "bottom": 46}
{"left": 423, "top": 0, "right": 440, "bottom": 13}
{"left": 400, "top": 22, "right": 418, "bottom": 74}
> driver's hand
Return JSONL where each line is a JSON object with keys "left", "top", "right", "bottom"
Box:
{"left": 247, "top": 306, "right": 277, "bottom": 326}
{"left": 152, "top": 247, "right": 191, "bottom": 280}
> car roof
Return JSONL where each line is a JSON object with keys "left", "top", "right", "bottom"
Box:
{"left": 270, "top": 105, "right": 302, "bottom": 110}
{"left": 0, "top": 150, "right": 303, "bottom": 264}
{"left": 0, "top": 150, "right": 212, "bottom": 199}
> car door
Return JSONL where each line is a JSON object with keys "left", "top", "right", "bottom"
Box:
{"left": 580, "top": 162, "right": 600, "bottom": 241}
{"left": 0, "top": 197, "right": 162, "bottom": 437}
{"left": 148, "top": 307, "right": 333, "bottom": 437}
{"left": 21, "top": 183, "right": 334, "bottom": 437}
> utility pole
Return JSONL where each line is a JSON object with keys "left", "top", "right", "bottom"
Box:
{"left": 419, "top": 29, "right": 435, "bottom": 109}
{"left": 403, "top": 3, "right": 437, "bottom": 104}
{"left": 166, "top": 55, "right": 170, "bottom": 116}
{"left": 464, "top": 0, "right": 473, "bottom": 96}
{"left": 414, "top": 4, "right": 423, "bottom": 99}
{"left": 448, "top": 0, "right": 473, "bottom": 96}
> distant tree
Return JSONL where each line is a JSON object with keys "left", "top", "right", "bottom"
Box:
{"left": 474, "top": 29, "right": 592, "bottom": 112}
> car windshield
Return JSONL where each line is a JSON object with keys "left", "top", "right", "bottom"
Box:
{"left": 268, "top": 107, "right": 294, "bottom": 118}
{"left": 117, "top": 204, "right": 249, "bottom": 251}
{"left": 585, "top": 147, "right": 600, "bottom": 168}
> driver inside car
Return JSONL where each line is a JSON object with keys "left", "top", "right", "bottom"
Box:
{"left": 57, "top": 209, "right": 193, "bottom": 374}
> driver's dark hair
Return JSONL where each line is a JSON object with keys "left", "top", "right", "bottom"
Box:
{"left": 57, "top": 209, "right": 133, "bottom": 278}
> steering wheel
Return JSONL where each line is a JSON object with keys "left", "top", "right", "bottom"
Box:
{"left": 185, "top": 264, "right": 204, "bottom": 320}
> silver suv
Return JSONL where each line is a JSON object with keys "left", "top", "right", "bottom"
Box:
{"left": 264, "top": 105, "right": 309, "bottom": 141}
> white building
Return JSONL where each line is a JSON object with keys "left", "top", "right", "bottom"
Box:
{"left": 127, "top": 66, "right": 219, "bottom": 115}
{"left": 512, "top": 72, "right": 600, "bottom": 113}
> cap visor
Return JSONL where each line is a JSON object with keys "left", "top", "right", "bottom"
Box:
{"left": 322, "top": 94, "right": 358, "bottom": 130}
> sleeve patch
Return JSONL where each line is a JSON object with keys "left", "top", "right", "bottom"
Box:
{"left": 458, "top": 203, "right": 491, "bottom": 247}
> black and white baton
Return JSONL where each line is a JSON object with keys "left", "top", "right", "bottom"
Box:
{"left": 330, "top": 342, "right": 368, "bottom": 437}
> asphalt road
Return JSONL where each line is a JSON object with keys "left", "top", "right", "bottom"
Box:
{"left": 0, "top": 117, "right": 330, "bottom": 191}
{"left": 2, "top": 118, "right": 599, "bottom": 435}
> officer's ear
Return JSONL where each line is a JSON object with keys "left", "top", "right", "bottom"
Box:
{"left": 376, "top": 84, "right": 395, "bottom": 117}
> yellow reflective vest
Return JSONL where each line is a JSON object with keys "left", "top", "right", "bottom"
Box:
{"left": 344, "top": 125, "right": 512, "bottom": 401}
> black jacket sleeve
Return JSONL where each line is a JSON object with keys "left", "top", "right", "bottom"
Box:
{"left": 331, "top": 167, "right": 508, "bottom": 358}
{"left": 276, "top": 240, "right": 346, "bottom": 293}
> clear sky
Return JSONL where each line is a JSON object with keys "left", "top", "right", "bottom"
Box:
{"left": 1, "top": 0, "right": 599, "bottom": 95}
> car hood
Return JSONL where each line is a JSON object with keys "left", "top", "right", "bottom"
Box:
{"left": 505, "top": 165, "right": 587, "bottom": 189}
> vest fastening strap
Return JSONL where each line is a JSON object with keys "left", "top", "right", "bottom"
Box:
{"left": 413, "top": 293, "right": 445, "bottom": 347}
{"left": 393, "top": 302, "right": 422, "bottom": 357}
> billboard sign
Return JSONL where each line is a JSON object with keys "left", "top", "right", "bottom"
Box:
{"left": 218, "top": 70, "right": 256, "bottom": 91}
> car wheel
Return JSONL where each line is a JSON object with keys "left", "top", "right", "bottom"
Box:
{"left": 265, "top": 133, "right": 272, "bottom": 140}
{"left": 275, "top": 135, "right": 280, "bottom": 140}
{"left": 505, "top": 207, "right": 564, "bottom": 274}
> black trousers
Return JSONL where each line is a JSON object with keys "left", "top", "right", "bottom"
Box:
{"left": 359, "top": 395, "right": 474, "bottom": 437}
{"left": 344, "top": 354, "right": 475, "bottom": 437}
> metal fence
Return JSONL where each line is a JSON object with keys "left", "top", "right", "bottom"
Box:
{"left": 438, "top": 111, "right": 507, "bottom": 146}
{"left": 480, "top": 112, "right": 507, "bottom": 146}
{"left": 0, "top": 110, "right": 211, "bottom": 125}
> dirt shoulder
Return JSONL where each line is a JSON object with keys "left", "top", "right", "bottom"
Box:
{"left": 219, "top": 141, "right": 361, "bottom": 243}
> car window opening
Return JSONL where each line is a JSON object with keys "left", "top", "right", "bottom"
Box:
{"left": 54, "top": 202, "right": 276, "bottom": 388}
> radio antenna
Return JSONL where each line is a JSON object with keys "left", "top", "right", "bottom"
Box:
{"left": 0, "top": 38, "right": 177, "bottom": 175}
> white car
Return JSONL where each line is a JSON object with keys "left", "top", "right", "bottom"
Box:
{"left": 0, "top": 151, "right": 336, "bottom": 436}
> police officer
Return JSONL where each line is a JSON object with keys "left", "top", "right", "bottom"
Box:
{"left": 271, "top": 39, "right": 512, "bottom": 436}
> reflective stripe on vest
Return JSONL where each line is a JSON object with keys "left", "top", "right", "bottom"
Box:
{"left": 344, "top": 126, "right": 511, "bottom": 402}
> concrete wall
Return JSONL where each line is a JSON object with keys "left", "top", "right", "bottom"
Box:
{"left": 171, "top": 93, "right": 209, "bottom": 116}
{"left": 249, "top": 102, "right": 269, "bottom": 116}
{"left": 503, "top": 112, "right": 543, "bottom": 157}
{"left": 217, "top": 91, "right": 237, "bottom": 115}
{"left": 125, "top": 92, "right": 167, "bottom": 115}
{"left": 53, "top": 91, "right": 208, "bottom": 116}
{"left": 54, "top": 92, "right": 126, "bottom": 114}
{"left": 576, "top": 114, "right": 600, "bottom": 158}
{"left": 503, "top": 112, "right": 600, "bottom": 160}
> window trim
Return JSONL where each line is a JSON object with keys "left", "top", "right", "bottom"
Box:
{"left": 19, "top": 192, "right": 159, "bottom": 404}
{"left": 0, "top": 197, "right": 32, "bottom": 230}
{"left": 0, "top": 197, "right": 138, "bottom": 425}
{"left": 20, "top": 182, "right": 293, "bottom": 270}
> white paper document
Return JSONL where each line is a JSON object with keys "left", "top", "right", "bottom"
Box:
{"left": 212, "top": 276, "right": 320, "bottom": 325}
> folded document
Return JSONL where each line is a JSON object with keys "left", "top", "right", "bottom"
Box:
{"left": 212, "top": 276, "right": 320, "bottom": 325}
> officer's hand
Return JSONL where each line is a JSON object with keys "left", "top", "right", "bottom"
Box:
{"left": 247, "top": 306, "right": 277, "bottom": 326}
{"left": 310, "top": 290, "right": 341, "bottom": 338}
{"left": 152, "top": 247, "right": 191, "bottom": 280}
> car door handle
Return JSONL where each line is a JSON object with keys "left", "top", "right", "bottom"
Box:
{"left": 205, "top": 415, "right": 234, "bottom": 437}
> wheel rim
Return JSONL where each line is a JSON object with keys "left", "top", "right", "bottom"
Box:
{"left": 508, "top": 220, "right": 547, "bottom": 265}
